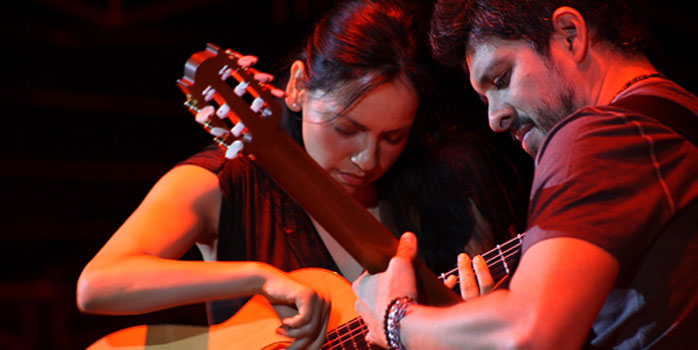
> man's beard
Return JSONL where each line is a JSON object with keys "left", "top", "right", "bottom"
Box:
{"left": 534, "top": 83, "right": 578, "bottom": 133}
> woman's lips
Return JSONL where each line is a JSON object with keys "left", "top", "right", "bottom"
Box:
{"left": 337, "top": 171, "right": 367, "bottom": 186}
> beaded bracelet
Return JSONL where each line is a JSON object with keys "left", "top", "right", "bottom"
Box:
{"left": 383, "top": 296, "right": 415, "bottom": 350}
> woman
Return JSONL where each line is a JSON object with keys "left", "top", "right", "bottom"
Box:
{"left": 76, "top": 0, "right": 525, "bottom": 349}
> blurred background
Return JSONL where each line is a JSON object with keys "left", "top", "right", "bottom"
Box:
{"left": 1, "top": 0, "right": 696, "bottom": 349}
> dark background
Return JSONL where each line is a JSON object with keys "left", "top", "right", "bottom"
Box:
{"left": 1, "top": 1, "right": 696, "bottom": 349}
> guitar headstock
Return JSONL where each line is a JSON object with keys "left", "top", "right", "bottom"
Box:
{"left": 177, "top": 43, "right": 283, "bottom": 159}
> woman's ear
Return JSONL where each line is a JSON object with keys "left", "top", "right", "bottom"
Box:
{"left": 551, "top": 6, "right": 588, "bottom": 63}
{"left": 285, "top": 60, "right": 307, "bottom": 112}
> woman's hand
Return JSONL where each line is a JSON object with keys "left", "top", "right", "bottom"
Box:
{"left": 260, "top": 268, "right": 332, "bottom": 350}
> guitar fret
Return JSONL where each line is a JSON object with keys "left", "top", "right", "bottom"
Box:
{"left": 323, "top": 317, "right": 372, "bottom": 350}
{"left": 495, "top": 243, "right": 509, "bottom": 274}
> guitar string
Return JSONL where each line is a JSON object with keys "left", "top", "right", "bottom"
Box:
{"left": 481, "top": 234, "right": 525, "bottom": 261}
{"left": 338, "top": 320, "right": 370, "bottom": 350}
{"left": 324, "top": 317, "right": 368, "bottom": 350}
{"left": 440, "top": 240, "right": 523, "bottom": 279}
{"left": 326, "top": 317, "right": 381, "bottom": 350}
{"left": 474, "top": 248, "right": 522, "bottom": 282}
{"left": 324, "top": 327, "right": 367, "bottom": 350}
{"left": 480, "top": 233, "right": 525, "bottom": 264}
{"left": 440, "top": 244, "right": 523, "bottom": 284}
{"left": 440, "top": 232, "right": 525, "bottom": 281}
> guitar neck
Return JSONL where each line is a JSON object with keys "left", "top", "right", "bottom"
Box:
{"left": 483, "top": 233, "right": 525, "bottom": 282}
{"left": 178, "top": 44, "right": 459, "bottom": 306}
{"left": 253, "top": 130, "right": 461, "bottom": 306}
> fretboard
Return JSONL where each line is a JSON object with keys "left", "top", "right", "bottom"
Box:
{"left": 439, "top": 233, "right": 526, "bottom": 286}
{"left": 322, "top": 316, "right": 378, "bottom": 350}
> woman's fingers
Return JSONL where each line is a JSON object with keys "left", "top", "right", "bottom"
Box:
{"left": 279, "top": 288, "right": 331, "bottom": 350}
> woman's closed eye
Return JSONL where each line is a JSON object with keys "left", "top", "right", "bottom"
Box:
{"left": 333, "top": 124, "right": 358, "bottom": 137}
{"left": 383, "top": 132, "right": 408, "bottom": 144}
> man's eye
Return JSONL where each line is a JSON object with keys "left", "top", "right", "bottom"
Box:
{"left": 493, "top": 72, "right": 509, "bottom": 90}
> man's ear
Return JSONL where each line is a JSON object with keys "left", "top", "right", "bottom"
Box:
{"left": 285, "top": 60, "right": 307, "bottom": 112}
{"left": 551, "top": 6, "right": 588, "bottom": 63}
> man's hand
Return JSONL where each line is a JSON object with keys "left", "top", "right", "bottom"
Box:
{"left": 444, "top": 253, "right": 496, "bottom": 300}
{"left": 352, "top": 232, "right": 419, "bottom": 348}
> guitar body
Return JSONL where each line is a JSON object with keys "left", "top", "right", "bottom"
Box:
{"left": 87, "top": 269, "right": 359, "bottom": 350}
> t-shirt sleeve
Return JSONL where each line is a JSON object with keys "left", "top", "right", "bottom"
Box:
{"left": 522, "top": 109, "right": 679, "bottom": 268}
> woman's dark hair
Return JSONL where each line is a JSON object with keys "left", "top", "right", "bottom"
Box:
{"left": 279, "top": 0, "right": 436, "bottom": 147}
{"left": 431, "top": 0, "right": 650, "bottom": 69}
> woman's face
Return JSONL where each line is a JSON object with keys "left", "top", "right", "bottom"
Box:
{"left": 300, "top": 76, "right": 418, "bottom": 201}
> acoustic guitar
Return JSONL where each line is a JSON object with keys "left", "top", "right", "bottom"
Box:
{"left": 87, "top": 44, "right": 524, "bottom": 349}
{"left": 87, "top": 238, "right": 525, "bottom": 349}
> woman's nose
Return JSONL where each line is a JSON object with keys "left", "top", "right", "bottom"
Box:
{"left": 350, "top": 139, "right": 378, "bottom": 173}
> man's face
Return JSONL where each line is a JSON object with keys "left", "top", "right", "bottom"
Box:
{"left": 467, "top": 39, "right": 580, "bottom": 157}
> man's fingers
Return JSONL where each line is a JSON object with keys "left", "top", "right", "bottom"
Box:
{"left": 458, "top": 253, "right": 479, "bottom": 300}
{"left": 473, "top": 255, "right": 495, "bottom": 295}
{"left": 365, "top": 331, "right": 382, "bottom": 347}
{"left": 396, "top": 231, "right": 418, "bottom": 260}
{"left": 444, "top": 274, "right": 458, "bottom": 289}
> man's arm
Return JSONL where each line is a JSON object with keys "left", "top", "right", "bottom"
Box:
{"left": 353, "top": 233, "right": 619, "bottom": 349}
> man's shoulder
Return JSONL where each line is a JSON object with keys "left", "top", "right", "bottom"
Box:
{"left": 537, "top": 80, "right": 698, "bottom": 162}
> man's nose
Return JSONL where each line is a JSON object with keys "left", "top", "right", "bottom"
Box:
{"left": 488, "top": 101, "right": 515, "bottom": 133}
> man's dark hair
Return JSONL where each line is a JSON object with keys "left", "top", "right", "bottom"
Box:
{"left": 430, "top": 0, "right": 650, "bottom": 69}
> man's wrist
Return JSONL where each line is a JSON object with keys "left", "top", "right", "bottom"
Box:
{"left": 384, "top": 296, "right": 415, "bottom": 350}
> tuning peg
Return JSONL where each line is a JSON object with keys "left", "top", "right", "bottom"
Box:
{"left": 225, "top": 140, "right": 244, "bottom": 159}
{"left": 210, "top": 127, "right": 229, "bottom": 138}
{"left": 183, "top": 98, "right": 201, "bottom": 112}
{"left": 224, "top": 49, "right": 242, "bottom": 60}
{"left": 262, "top": 107, "right": 272, "bottom": 118}
{"left": 234, "top": 81, "right": 249, "bottom": 97}
{"left": 194, "top": 105, "right": 215, "bottom": 124}
{"left": 203, "top": 86, "right": 216, "bottom": 101}
{"left": 219, "top": 65, "right": 232, "bottom": 81}
{"left": 216, "top": 104, "right": 231, "bottom": 119}
{"left": 231, "top": 121, "right": 246, "bottom": 137}
{"left": 250, "top": 97, "right": 265, "bottom": 113}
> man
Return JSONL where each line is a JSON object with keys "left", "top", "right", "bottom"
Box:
{"left": 352, "top": 0, "right": 698, "bottom": 349}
